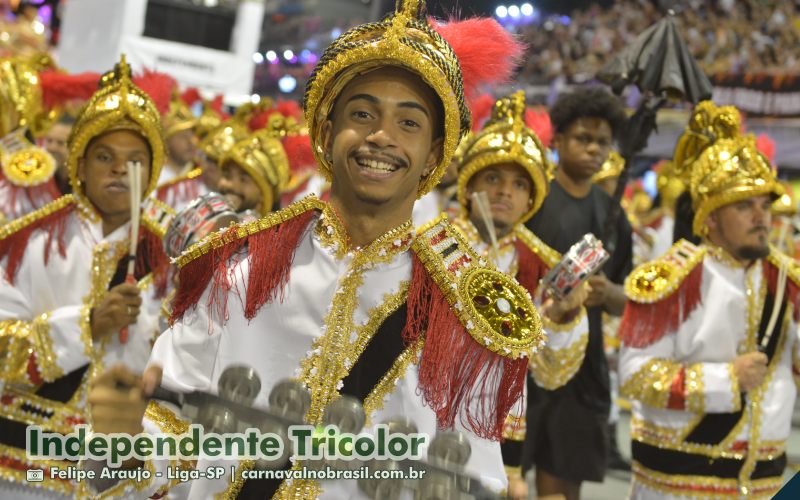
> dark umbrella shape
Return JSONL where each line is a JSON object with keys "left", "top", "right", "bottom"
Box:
{"left": 595, "top": 11, "right": 712, "bottom": 254}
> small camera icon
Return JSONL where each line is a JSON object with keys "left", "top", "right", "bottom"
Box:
{"left": 26, "top": 469, "right": 44, "bottom": 482}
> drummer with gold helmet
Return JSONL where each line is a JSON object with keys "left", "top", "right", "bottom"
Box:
{"left": 619, "top": 101, "right": 797, "bottom": 499}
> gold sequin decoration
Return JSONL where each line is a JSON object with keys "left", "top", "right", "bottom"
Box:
{"left": 530, "top": 330, "right": 588, "bottom": 391}
{"left": 632, "top": 461, "right": 783, "bottom": 499}
{"left": 620, "top": 358, "right": 685, "bottom": 410}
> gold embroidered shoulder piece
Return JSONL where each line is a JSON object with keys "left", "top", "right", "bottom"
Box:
{"left": 414, "top": 215, "right": 544, "bottom": 359}
{"left": 625, "top": 239, "right": 706, "bottom": 304}
{"left": 174, "top": 195, "right": 324, "bottom": 268}
{"left": 156, "top": 167, "right": 202, "bottom": 189}
{"left": 766, "top": 247, "right": 800, "bottom": 288}
{"left": 0, "top": 194, "right": 75, "bottom": 241}
{"left": 514, "top": 224, "right": 561, "bottom": 268}
{"left": 141, "top": 197, "right": 175, "bottom": 240}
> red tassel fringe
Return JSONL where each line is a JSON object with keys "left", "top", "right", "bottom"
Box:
{"left": 136, "top": 227, "right": 171, "bottom": 298}
{"left": 0, "top": 201, "right": 73, "bottom": 284}
{"left": 403, "top": 254, "right": 527, "bottom": 440}
{"left": 619, "top": 264, "right": 704, "bottom": 348}
{"left": 244, "top": 210, "right": 315, "bottom": 319}
{"left": 170, "top": 210, "right": 315, "bottom": 325}
{"left": 763, "top": 259, "right": 800, "bottom": 322}
{"left": 513, "top": 241, "right": 549, "bottom": 297}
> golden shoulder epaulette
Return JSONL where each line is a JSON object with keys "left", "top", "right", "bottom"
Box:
{"left": 0, "top": 194, "right": 76, "bottom": 241}
{"left": 141, "top": 197, "right": 175, "bottom": 240}
{"left": 414, "top": 215, "right": 545, "bottom": 359}
{"left": 174, "top": 195, "right": 324, "bottom": 268}
{"left": 514, "top": 224, "right": 561, "bottom": 268}
{"left": 766, "top": 247, "right": 800, "bottom": 288}
{"left": 157, "top": 167, "right": 202, "bottom": 189}
{"left": 625, "top": 239, "right": 706, "bottom": 304}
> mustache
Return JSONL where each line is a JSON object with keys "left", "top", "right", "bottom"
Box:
{"left": 354, "top": 149, "right": 408, "bottom": 169}
{"left": 749, "top": 225, "right": 768, "bottom": 234}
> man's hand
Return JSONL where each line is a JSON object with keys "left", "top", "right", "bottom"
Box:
{"left": 542, "top": 283, "right": 587, "bottom": 324}
{"left": 733, "top": 352, "right": 768, "bottom": 392}
{"left": 585, "top": 274, "right": 626, "bottom": 315}
{"left": 90, "top": 283, "right": 142, "bottom": 341}
{"left": 88, "top": 364, "right": 162, "bottom": 436}
{"left": 507, "top": 475, "right": 529, "bottom": 500}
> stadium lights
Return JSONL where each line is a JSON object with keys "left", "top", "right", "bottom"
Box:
{"left": 283, "top": 49, "right": 294, "bottom": 61}
{"left": 266, "top": 50, "right": 278, "bottom": 63}
{"left": 521, "top": 3, "right": 534, "bottom": 16}
{"left": 278, "top": 75, "right": 298, "bottom": 93}
{"left": 252, "top": 52, "right": 264, "bottom": 64}
{"left": 496, "top": 3, "right": 535, "bottom": 20}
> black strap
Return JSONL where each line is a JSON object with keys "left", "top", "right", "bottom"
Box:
{"left": 633, "top": 440, "right": 786, "bottom": 479}
{"left": 236, "top": 304, "right": 409, "bottom": 499}
{"left": 684, "top": 291, "right": 786, "bottom": 445}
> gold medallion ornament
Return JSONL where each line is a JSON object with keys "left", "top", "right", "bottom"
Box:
{"left": 66, "top": 55, "right": 165, "bottom": 220}
{"left": 220, "top": 130, "right": 290, "bottom": 215}
{"left": 459, "top": 265, "right": 540, "bottom": 358}
{"left": 457, "top": 91, "right": 553, "bottom": 224}
{"left": 591, "top": 150, "right": 624, "bottom": 184}
{"left": 0, "top": 129, "right": 55, "bottom": 186}
{"left": 303, "top": 0, "right": 470, "bottom": 198}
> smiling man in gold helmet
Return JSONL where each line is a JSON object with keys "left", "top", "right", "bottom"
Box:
{"left": 86, "top": 2, "right": 545, "bottom": 498}
{"left": 619, "top": 101, "right": 797, "bottom": 499}
{"left": 0, "top": 55, "right": 172, "bottom": 498}
{"left": 451, "top": 90, "right": 590, "bottom": 499}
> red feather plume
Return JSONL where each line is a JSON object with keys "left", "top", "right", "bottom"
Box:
{"left": 525, "top": 107, "right": 553, "bottom": 148}
{"left": 180, "top": 87, "right": 202, "bottom": 107}
{"left": 469, "top": 93, "right": 495, "bottom": 132}
{"left": 756, "top": 133, "right": 776, "bottom": 165}
{"left": 209, "top": 95, "right": 229, "bottom": 119}
{"left": 282, "top": 134, "right": 316, "bottom": 174}
{"left": 276, "top": 99, "right": 303, "bottom": 121}
{"left": 431, "top": 17, "right": 524, "bottom": 101}
{"left": 38, "top": 71, "right": 101, "bottom": 110}
{"left": 133, "top": 70, "right": 177, "bottom": 117}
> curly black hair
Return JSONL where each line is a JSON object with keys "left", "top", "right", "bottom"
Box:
{"left": 549, "top": 86, "right": 627, "bottom": 139}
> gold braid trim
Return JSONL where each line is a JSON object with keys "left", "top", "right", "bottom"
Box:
{"left": 766, "top": 246, "right": 800, "bottom": 288}
{"left": 529, "top": 329, "right": 589, "bottom": 391}
{"left": 156, "top": 167, "right": 202, "bottom": 189}
{"left": 514, "top": 225, "right": 561, "bottom": 268}
{"left": 0, "top": 315, "right": 58, "bottom": 385}
{"left": 0, "top": 194, "right": 75, "bottom": 240}
{"left": 362, "top": 340, "right": 423, "bottom": 425}
{"left": 632, "top": 461, "right": 783, "bottom": 499}
{"left": 620, "top": 358, "right": 684, "bottom": 410}
{"left": 630, "top": 416, "right": 786, "bottom": 460}
{"left": 174, "top": 195, "right": 325, "bottom": 268}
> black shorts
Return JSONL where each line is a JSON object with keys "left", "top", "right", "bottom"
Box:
{"left": 522, "top": 382, "right": 609, "bottom": 483}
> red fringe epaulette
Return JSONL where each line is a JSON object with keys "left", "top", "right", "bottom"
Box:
{"left": 402, "top": 253, "right": 527, "bottom": 440}
{"left": 0, "top": 195, "right": 76, "bottom": 283}
{"left": 764, "top": 251, "right": 800, "bottom": 322}
{"left": 169, "top": 203, "right": 318, "bottom": 325}
{"left": 619, "top": 241, "right": 705, "bottom": 348}
{"left": 136, "top": 225, "right": 171, "bottom": 298}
